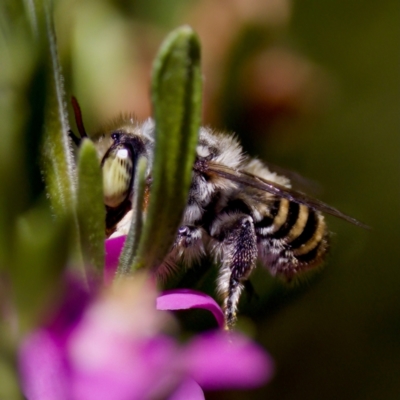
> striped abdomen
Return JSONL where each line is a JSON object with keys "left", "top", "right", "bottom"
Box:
{"left": 255, "top": 198, "right": 329, "bottom": 280}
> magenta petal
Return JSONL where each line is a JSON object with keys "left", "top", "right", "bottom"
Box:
{"left": 104, "top": 236, "right": 126, "bottom": 284}
{"left": 168, "top": 378, "right": 205, "bottom": 400}
{"left": 184, "top": 331, "right": 274, "bottom": 390}
{"left": 19, "top": 330, "right": 69, "bottom": 400}
{"left": 156, "top": 289, "right": 225, "bottom": 329}
{"left": 70, "top": 336, "right": 179, "bottom": 400}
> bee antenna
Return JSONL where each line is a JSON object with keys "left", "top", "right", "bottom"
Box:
{"left": 71, "top": 96, "right": 88, "bottom": 139}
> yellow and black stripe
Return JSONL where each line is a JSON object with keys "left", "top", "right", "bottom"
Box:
{"left": 255, "top": 198, "right": 329, "bottom": 277}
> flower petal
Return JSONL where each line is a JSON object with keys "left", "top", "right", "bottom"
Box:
{"left": 168, "top": 378, "right": 205, "bottom": 400}
{"left": 70, "top": 337, "right": 179, "bottom": 400}
{"left": 104, "top": 236, "right": 126, "bottom": 284}
{"left": 47, "top": 274, "right": 91, "bottom": 344}
{"left": 19, "top": 330, "right": 69, "bottom": 400}
{"left": 156, "top": 289, "right": 225, "bottom": 329}
{"left": 184, "top": 331, "right": 274, "bottom": 390}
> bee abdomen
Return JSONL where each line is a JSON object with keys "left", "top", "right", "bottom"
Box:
{"left": 256, "top": 198, "right": 329, "bottom": 279}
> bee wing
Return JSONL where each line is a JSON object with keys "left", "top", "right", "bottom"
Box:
{"left": 262, "top": 161, "right": 322, "bottom": 196}
{"left": 202, "top": 161, "right": 369, "bottom": 229}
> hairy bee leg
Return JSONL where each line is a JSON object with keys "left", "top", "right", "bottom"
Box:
{"left": 214, "top": 215, "right": 258, "bottom": 329}
{"left": 225, "top": 276, "right": 241, "bottom": 329}
{"left": 164, "top": 225, "right": 205, "bottom": 267}
{"left": 157, "top": 225, "right": 204, "bottom": 281}
{"left": 175, "top": 225, "right": 203, "bottom": 249}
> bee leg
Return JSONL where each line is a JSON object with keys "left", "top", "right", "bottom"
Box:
{"left": 175, "top": 225, "right": 202, "bottom": 248}
{"left": 168, "top": 225, "right": 205, "bottom": 266}
{"left": 214, "top": 215, "right": 258, "bottom": 329}
{"left": 157, "top": 226, "right": 204, "bottom": 281}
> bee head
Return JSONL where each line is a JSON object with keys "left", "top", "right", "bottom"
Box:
{"left": 100, "top": 130, "right": 145, "bottom": 208}
{"left": 69, "top": 97, "right": 147, "bottom": 209}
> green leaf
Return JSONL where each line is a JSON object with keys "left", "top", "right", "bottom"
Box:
{"left": 116, "top": 157, "right": 147, "bottom": 277}
{"left": 39, "top": 3, "right": 84, "bottom": 277}
{"left": 77, "top": 139, "right": 105, "bottom": 285}
{"left": 40, "top": 4, "right": 76, "bottom": 218}
{"left": 10, "top": 205, "right": 70, "bottom": 333}
{"left": 135, "top": 26, "right": 202, "bottom": 269}
{"left": 22, "top": 0, "right": 40, "bottom": 38}
{"left": 0, "top": 350, "right": 23, "bottom": 400}
{"left": 0, "top": 1, "right": 42, "bottom": 266}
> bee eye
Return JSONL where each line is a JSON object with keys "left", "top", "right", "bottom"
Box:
{"left": 111, "top": 132, "right": 121, "bottom": 142}
{"left": 102, "top": 145, "right": 133, "bottom": 208}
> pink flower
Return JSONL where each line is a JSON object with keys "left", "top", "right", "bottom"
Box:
{"left": 19, "top": 237, "right": 273, "bottom": 399}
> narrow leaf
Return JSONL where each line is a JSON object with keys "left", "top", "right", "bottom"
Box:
{"left": 11, "top": 206, "right": 70, "bottom": 333}
{"left": 39, "top": 3, "right": 84, "bottom": 278}
{"left": 77, "top": 139, "right": 105, "bottom": 285}
{"left": 41, "top": 4, "right": 76, "bottom": 217}
{"left": 135, "top": 26, "right": 202, "bottom": 269}
{"left": 116, "top": 157, "right": 147, "bottom": 277}
{"left": 22, "top": 0, "right": 39, "bottom": 38}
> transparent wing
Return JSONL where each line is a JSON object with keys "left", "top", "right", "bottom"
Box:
{"left": 199, "top": 160, "right": 369, "bottom": 229}
{"left": 262, "top": 160, "right": 322, "bottom": 196}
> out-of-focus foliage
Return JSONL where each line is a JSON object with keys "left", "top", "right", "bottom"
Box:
{"left": 0, "top": 1, "right": 72, "bottom": 397}
{"left": 76, "top": 138, "right": 105, "bottom": 282}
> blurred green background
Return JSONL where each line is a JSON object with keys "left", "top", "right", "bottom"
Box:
{"left": 1, "top": 0, "right": 399, "bottom": 399}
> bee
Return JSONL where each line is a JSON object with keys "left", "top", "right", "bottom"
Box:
{"left": 69, "top": 97, "right": 367, "bottom": 329}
